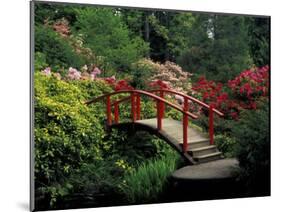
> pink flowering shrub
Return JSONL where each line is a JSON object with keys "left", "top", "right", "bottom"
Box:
{"left": 41, "top": 67, "right": 51, "bottom": 76}
{"left": 133, "top": 59, "right": 192, "bottom": 92}
{"left": 67, "top": 67, "right": 81, "bottom": 80}
{"left": 90, "top": 67, "right": 102, "bottom": 80}
{"left": 52, "top": 18, "right": 70, "bottom": 38}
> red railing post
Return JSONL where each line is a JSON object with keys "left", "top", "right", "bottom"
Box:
{"left": 136, "top": 94, "right": 141, "bottom": 120}
{"left": 182, "top": 97, "right": 189, "bottom": 152}
{"left": 114, "top": 102, "right": 119, "bottom": 124}
{"left": 106, "top": 96, "right": 112, "bottom": 126}
{"left": 131, "top": 92, "right": 136, "bottom": 122}
{"left": 157, "top": 100, "right": 162, "bottom": 130}
{"left": 159, "top": 91, "right": 165, "bottom": 119}
{"left": 209, "top": 105, "right": 214, "bottom": 145}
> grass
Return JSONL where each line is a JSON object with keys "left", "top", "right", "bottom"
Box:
{"left": 119, "top": 150, "right": 180, "bottom": 204}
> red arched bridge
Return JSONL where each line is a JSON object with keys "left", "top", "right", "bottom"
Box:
{"left": 85, "top": 89, "right": 224, "bottom": 165}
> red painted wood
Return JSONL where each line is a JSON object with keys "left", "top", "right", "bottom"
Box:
{"left": 157, "top": 100, "right": 162, "bottom": 130}
{"left": 131, "top": 92, "right": 136, "bottom": 122}
{"left": 136, "top": 95, "right": 141, "bottom": 120}
{"left": 183, "top": 114, "right": 188, "bottom": 152}
{"left": 114, "top": 102, "right": 119, "bottom": 124}
{"left": 106, "top": 96, "right": 112, "bottom": 125}
{"left": 209, "top": 105, "right": 214, "bottom": 145}
{"left": 148, "top": 89, "right": 224, "bottom": 117}
{"left": 159, "top": 91, "right": 165, "bottom": 118}
{"left": 85, "top": 89, "right": 198, "bottom": 119}
{"left": 182, "top": 97, "right": 189, "bottom": 152}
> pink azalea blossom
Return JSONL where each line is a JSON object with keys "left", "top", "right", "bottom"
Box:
{"left": 67, "top": 67, "right": 81, "bottom": 80}
{"left": 93, "top": 67, "right": 101, "bottom": 75}
{"left": 41, "top": 67, "right": 51, "bottom": 76}
{"left": 90, "top": 73, "right": 95, "bottom": 80}
{"left": 90, "top": 67, "right": 102, "bottom": 80}
{"left": 175, "top": 94, "right": 184, "bottom": 105}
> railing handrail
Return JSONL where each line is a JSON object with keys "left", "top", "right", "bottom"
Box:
{"left": 95, "top": 89, "right": 224, "bottom": 117}
{"left": 148, "top": 89, "right": 224, "bottom": 117}
{"left": 85, "top": 89, "right": 198, "bottom": 119}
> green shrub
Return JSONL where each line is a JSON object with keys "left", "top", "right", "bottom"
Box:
{"left": 215, "top": 134, "right": 236, "bottom": 157}
{"left": 35, "top": 25, "right": 87, "bottom": 69}
{"left": 34, "top": 72, "right": 111, "bottom": 207}
{"left": 232, "top": 98, "right": 270, "bottom": 195}
{"left": 34, "top": 52, "right": 48, "bottom": 71}
{"left": 131, "top": 59, "right": 154, "bottom": 89}
{"left": 194, "top": 115, "right": 233, "bottom": 135}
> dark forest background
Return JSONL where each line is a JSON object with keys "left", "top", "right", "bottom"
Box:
{"left": 35, "top": 3, "right": 269, "bottom": 82}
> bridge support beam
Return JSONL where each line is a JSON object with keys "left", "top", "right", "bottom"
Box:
{"left": 159, "top": 91, "right": 165, "bottom": 119}
{"left": 182, "top": 97, "right": 189, "bottom": 152}
{"left": 131, "top": 92, "right": 136, "bottom": 122}
{"left": 157, "top": 100, "right": 163, "bottom": 130}
{"left": 136, "top": 94, "right": 141, "bottom": 120}
{"left": 209, "top": 106, "right": 214, "bottom": 145}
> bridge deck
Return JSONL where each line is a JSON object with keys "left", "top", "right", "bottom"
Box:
{"left": 136, "top": 118, "right": 207, "bottom": 144}
{"left": 111, "top": 118, "right": 222, "bottom": 164}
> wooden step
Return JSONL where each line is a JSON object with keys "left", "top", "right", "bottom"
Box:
{"left": 188, "top": 145, "right": 218, "bottom": 157}
{"left": 194, "top": 152, "right": 223, "bottom": 163}
{"left": 187, "top": 139, "right": 210, "bottom": 149}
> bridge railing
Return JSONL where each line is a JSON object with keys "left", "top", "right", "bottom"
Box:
{"left": 85, "top": 89, "right": 224, "bottom": 152}
{"left": 85, "top": 89, "right": 199, "bottom": 152}
{"left": 148, "top": 89, "right": 224, "bottom": 148}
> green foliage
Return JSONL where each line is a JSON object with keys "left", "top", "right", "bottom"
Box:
{"left": 34, "top": 52, "right": 48, "bottom": 71}
{"left": 130, "top": 60, "right": 154, "bottom": 89}
{"left": 210, "top": 16, "right": 252, "bottom": 81}
{"left": 65, "top": 160, "right": 126, "bottom": 202}
{"left": 194, "top": 115, "right": 232, "bottom": 135}
{"left": 119, "top": 150, "right": 179, "bottom": 203}
{"left": 115, "top": 99, "right": 156, "bottom": 122}
{"left": 75, "top": 7, "right": 149, "bottom": 72}
{"left": 165, "top": 108, "right": 182, "bottom": 121}
{"left": 35, "top": 25, "right": 87, "bottom": 69}
{"left": 104, "top": 129, "right": 179, "bottom": 167}
{"left": 178, "top": 14, "right": 252, "bottom": 82}
{"left": 71, "top": 79, "right": 113, "bottom": 99}
{"left": 35, "top": 3, "right": 78, "bottom": 25}
{"left": 166, "top": 13, "right": 195, "bottom": 60}
{"left": 247, "top": 17, "right": 270, "bottom": 66}
{"left": 215, "top": 134, "right": 236, "bottom": 158}
{"left": 232, "top": 99, "right": 270, "bottom": 194}
{"left": 34, "top": 72, "right": 111, "bottom": 206}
